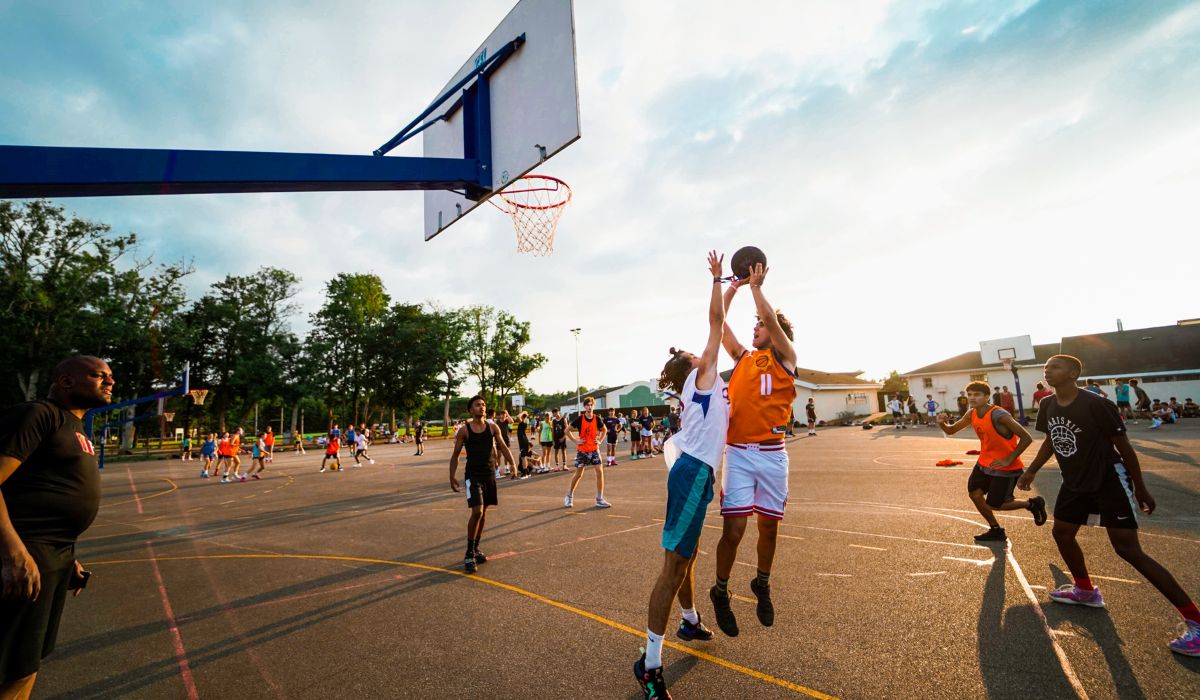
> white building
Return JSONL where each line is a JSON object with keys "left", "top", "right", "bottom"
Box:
{"left": 903, "top": 321, "right": 1200, "bottom": 414}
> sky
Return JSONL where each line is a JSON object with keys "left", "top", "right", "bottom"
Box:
{"left": 3, "top": 0, "right": 1199, "bottom": 395}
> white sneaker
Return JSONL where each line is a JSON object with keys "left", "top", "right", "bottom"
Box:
{"left": 319, "top": 467, "right": 326, "bottom": 473}
{"left": 238, "top": 474, "right": 246, "bottom": 482}
{"left": 369, "top": 459, "right": 375, "bottom": 465}
{"left": 595, "top": 498, "right": 612, "bottom": 508}
{"left": 564, "top": 494, "right": 573, "bottom": 508}
{"left": 220, "top": 477, "right": 229, "bottom": 483}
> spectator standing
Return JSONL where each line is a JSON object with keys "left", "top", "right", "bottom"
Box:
{"left": 1, "top": 356, "right": 113, "bottom": 698}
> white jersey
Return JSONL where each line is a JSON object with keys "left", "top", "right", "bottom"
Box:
{"left": 665, "top": 367, "right": 729, "bottom": 471}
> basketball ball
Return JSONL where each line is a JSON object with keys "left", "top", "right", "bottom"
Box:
{"left": 730, "top": 246, "right": 767, "bottom": 280}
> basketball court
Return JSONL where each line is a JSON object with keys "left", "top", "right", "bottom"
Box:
{"left": 33, "top": 424, "right": 1200, "bottom": 699}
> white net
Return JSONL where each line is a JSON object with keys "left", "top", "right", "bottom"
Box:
{"left": 490, "top": 175, "right": 572, "bottom": 256}
{"left": 188, "top": 389, "right": 209, "bottom": 406}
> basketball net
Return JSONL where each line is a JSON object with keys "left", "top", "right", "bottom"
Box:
{"left": 489, "top": 175, "right": 571, "bottom": 256}
{"left": 1001, "top": 358, "right": 1014, "bottom": 373}
{"left": 188, "top": 389, "right": 209, "bottom": 406}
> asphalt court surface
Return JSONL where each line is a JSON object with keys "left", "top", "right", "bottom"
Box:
{"left": 35, "top": 423, "right": 1200, "bottom": 699}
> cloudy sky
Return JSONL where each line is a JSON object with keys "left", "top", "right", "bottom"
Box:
{"left": 3, "top": 0, "right": 1198, "bottom": 394}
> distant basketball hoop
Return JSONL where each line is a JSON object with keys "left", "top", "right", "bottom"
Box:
{"left": 489, "top": 174, "right": 571, "bottom": 256}
{"left": 188, "top": 389, "right": 209, "bottom": 406}
{"left": 163, "top": 412, "right": 175, "bottom": 422}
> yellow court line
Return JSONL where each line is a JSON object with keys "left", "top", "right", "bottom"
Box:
{"left": 87, "top": 552, "right": 836, "bottom": 698}
{"left": 101, "top": 478, "right": 178, "bottom": 508}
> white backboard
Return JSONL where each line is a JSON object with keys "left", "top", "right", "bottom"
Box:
{"left": 511, "top": 394, "right": 525, "bottom": 407}
{"left": 979, "top": 335, "right": 1036, "bottom": 365}
{"left": 423, "top": 0, "right": 580, "bottom": 241}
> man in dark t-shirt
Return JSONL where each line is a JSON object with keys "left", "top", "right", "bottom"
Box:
{"left": 449, "top": 396, "right": 515, "bottom": 574}
{"left": 551, "top": 409, "right": 568, "bottom": 471}
{"left": 1, "top": 355, "right": 113, "bottom": 695}
{"left": 1018, "top": 354, "right": 1199, "bottom": 657}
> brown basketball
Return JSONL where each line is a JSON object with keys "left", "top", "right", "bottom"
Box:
{"left": 730, "top": 245, "right": 767, "bottom": 280}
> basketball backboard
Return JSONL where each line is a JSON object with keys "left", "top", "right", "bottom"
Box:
{"left": 979, "top": 335, "right": 1036, "bottom": 365}
{"left": 422, "top": 0, "right": 580, "bottom": 241}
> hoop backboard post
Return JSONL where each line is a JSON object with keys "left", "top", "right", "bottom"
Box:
{"left": 980, "top": 336, "right": 1034, "bottom": 425}
{"left": 84, "top": 361, "right": 190, "bottom": 440}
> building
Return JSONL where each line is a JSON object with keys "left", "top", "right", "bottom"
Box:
{"left": 902, "top": 322, "right": 1200, "bottom": 413}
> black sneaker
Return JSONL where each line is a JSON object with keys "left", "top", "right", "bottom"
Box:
{"left": 464, "top": 554, "right": 477, "bottom": 573}
{"left": 708, "top": 585, "right": 739, "bottom": 637}
{"left": 634, "top": 653, "right": 671, "bottom": 699}
{"left": 676, "top": 616, "right": 713, "bottom": 641}
{"left": 750, "top": 577, "right": 775, "bottom": 627}
{"left": 974, "top": 527, "right": 1007, "bottom": 542}
{"left": 1029, "top": 496, "right": 1047, "bottom": 526}
{"left": 474, "top": 550, "right": 487, "bottom": 564}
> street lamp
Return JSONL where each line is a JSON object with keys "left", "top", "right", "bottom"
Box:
{"left": 570, "top": 328, "right": 581, "bottom": 414}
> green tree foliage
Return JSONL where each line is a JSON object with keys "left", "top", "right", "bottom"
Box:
{"left": 463, "top": 305, "right": 546, "bottom": 409}
{"left": 305, "top": 273, "right": 390, "bottom": 424}
{"left": 879, "top": 370, "right": 909, "bottom": 397}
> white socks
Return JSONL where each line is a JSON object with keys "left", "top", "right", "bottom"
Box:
{"left": 680, "top": 607, "right": 699, "bottom": 625}
{"left": 645, "top": 629, "right": 664, "bottom": 669}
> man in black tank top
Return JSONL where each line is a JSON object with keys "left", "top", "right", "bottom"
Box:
{"left": 450, "top": 396, "right": 516, "bottom": 573}
{"left": 551, "top": 408, "right": 568, "bottom": 471}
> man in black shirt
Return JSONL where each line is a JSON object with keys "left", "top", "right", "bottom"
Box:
{"left": 1019, "top": 355, "right": 1199, "bottom": 657}
{"left": 1, "top": 355, "right": 113, "bottom": 697}
{"left": 449, "top": 396, "right": 515, "bottom": 574}
{"left": 551, "top": 408, "right": 568, "bottom": 471}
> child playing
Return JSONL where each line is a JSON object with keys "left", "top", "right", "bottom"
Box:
{"left": 937, "top": 380, "right": 1044, "bottom": 542}
{"left": 321, "top": 433, "right": 342, "bottom": 472}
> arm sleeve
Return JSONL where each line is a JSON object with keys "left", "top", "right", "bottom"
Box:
{"left": 0, "top": 402, "right": 55, "bottom": 462}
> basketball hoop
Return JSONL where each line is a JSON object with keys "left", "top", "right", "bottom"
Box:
{"left": 489, "top": 175, "right": 571, "bottom": 256}
{"left": 188, "top": 389, "right": 209, "bottom": 406}
{"left": 163, "top": 412, "right": 175, "bottom": 422}
{"left": 1000, "top": 358, "right": 1014, "bottom": 374}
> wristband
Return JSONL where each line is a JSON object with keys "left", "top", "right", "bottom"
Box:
{"left": 713, "top": 277, "right": 722, "bottom": 283}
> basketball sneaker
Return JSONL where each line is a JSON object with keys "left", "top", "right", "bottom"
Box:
{"left": 464, "top": 553, "right": 477, "bottom": 574}
{"left": 474, "top": 550, "right": 487, "bottom": 565}
{"left": 201, "top": 470, "right": 209, "bottom": 478}
{"left": 708, "top": 585, "right": 739, "bottom": 637}
{"left": 564, "top": 494, "right": 573, "bottom": 508}
{"left": 750, "top": 577, "right": 775, "bottom": 627}
{"left": 319, "top": 466, "right": 326, "bottom": 473}
{"left": 974, "top": 527, "right": 1007, "bottom": 542}
{"left": 1049, "top": 584, "right": 1104, "bottom": 608}
{"left": 676, "top": 616, "right": 713, "bottom": 642}
{"left": 633, "top": 653, "right": 671, "bottom": 699}
{"left": 1169, "top": 620, "right": 1200, "bottom": 657}
{"left": 238, "top": 474, "right": 247, "bottom": 482}
{"left": 1028, "top": 496, "right": 1047, "bottom": 526}
{"left": 220, "top": 477, "right": 230, "bottom": 483}
{"left": 252, "top": 473, "right": 261, "bottom": 480}
{"left": 595, "top": 497, "right": 612, "bottom": 508}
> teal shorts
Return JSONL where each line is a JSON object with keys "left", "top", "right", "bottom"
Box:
{"left": 661, "top": 452, "right": 714, "bottom": 559}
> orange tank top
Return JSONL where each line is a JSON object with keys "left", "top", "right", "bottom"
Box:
{"left": 577, "top": 414, "right": 600, "bottom": 452}
{"left": 727, "top": 349, "right": 796, "bottom": 444}
{"left": 970, "top": 406, "right": 1023, "bottom": 471}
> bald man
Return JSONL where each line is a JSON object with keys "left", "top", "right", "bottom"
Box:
{"left": 1, "top": 355, "right": 113, "bottom": 699}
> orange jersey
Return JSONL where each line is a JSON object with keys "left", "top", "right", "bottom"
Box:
{"left": 727, "top": 349, "right": 796, "bottom": 444}
{"left": 263, "top": 433, "right": 275, "bottom": 446}
{"left": 970, "top": 406, "right": 1023, "bottom": 471}
{"left": 218, "top": 438, "right": 232, "bottom": 457}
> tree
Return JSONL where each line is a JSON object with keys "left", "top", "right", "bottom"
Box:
{"left": 0, "top": 200, "right": 137, "bottom": 402}
{"left": 463, "top": 305, "right": 546, "bottom": 409}
{"left": 879, "top": 370, "right": 909, "bottom": 397}
{"left": 425, "top": 305, "right": 470, "bottom": 430}
{"left": 367, "top": 303, "right": 445, "bottom": 429}
{"left": 305, "top": 273, "right": 390, "bottom": 425}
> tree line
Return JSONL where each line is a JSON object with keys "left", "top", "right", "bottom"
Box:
{"left": 1, "top": 200, "right": 547, "bottom": 438}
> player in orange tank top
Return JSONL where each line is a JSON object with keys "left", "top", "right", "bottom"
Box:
{"left": 708, "top": 261, "right": 798, "bottom": 638}
{"left": 938, "top": 380, "right": 1040, "bottom": 542}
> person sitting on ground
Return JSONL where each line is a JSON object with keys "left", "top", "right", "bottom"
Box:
{"left": 1184, "top": 398, "right": 1199, "bottom": 418}
{"left": 1150, "top": 401, "right": 1175, "bottom": 429}
{"left": 1169, "top": 397, "right": 1184, "bottom": 418}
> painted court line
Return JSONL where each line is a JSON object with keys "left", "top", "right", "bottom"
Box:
{"left": 784, "top": 524, "right": 987, "bottom": 551}
{"left": 848, "top": 544, "right": 886, "bottom": 551}
{"left": 943, "top": 556, "right": 995, "bottom": 566}
{"left": 907, "top": 571, "right": 946, "bottom": 577}
{"left": 815, "top": 573, "right": 851, "bottom": 578}
{"left": 87, "top": 553, "right": 836, "bottom": 699}
{"left": 145, "top": 544, "right": 199, "bottom": 700}
{"left": 104, "top": 476, "right": 178, "bottom": 510}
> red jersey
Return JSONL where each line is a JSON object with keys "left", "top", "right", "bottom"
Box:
{"left": 325, "top": 437, "right": 340, "bottom": 455}
{"left": 727, "top": 349, "right": 796, "bottom": 444}
{"left": 574, "top": 413, "right": 602, "bottom": 452}
{"left": 264, "top": 432, "right": 275, "bottom": 446}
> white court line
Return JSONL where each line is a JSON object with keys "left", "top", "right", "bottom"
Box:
{"left": 943, "top": 556, "right": 995, "bottom": 566}
{"left": 816, "top": 573, "right": 851, "bottom": 578}
{"left": 1090, "top": 574, "right": 1141, "bottom": 585}
{"left": 779, "top": 534, "right": 805, "bottom": 541}
{"left": 815, "top": 499, "right": 1090, "bottom": 700}
{"left": 908, "top": 571, "right": 946, "bottom": 577}
{"left": 783, "top": 523, "right": 988, "bottom": 551}
{"left": 848, "top": 544, "right": 886, "bottom": 551}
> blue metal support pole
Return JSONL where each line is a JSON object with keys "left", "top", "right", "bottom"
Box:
{"left": 0, "top": 145, "right": 483, "bottom": 199}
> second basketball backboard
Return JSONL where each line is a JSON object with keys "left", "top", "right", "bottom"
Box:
{"left": 422, "top": 0, "right": 580, "bottom": 241}
{"left": 979, "top": 335, "right": 1036, "bottom": 365}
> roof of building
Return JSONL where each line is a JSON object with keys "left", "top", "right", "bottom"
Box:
{"left": 903, "top": 324, "right": 1200, "bottom": 377}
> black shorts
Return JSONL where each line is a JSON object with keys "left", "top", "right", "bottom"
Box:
{"left": 1116, "top": 401, "right": 1131, "bottom": 409}
{"left": 464, "top": 473, "right": 498, "bottom": 508}
{"left": 0, "top": 541, "right": 73, "bottom": 683}
{"left": 1054, "top": 463, "right": 1139, "bottom": 529}
{"left": 415, "top": 434, "right": 423, "bottom": 444}
{"left": 606, "top": 433, "right": 618, "bottom": 445}
{"left": 553, "top": 438, "right": 567, "bottom": 450}
{"left": 892, "top": 411, "right": 903, "bottom": 419}
{"left": 540, "top": 440, "right": 553, "bottom": 449}
{"left": 966, "top": 464, "right": 1020, "bottom": 508}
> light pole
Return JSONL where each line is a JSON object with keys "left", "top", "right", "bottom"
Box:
{"left": 570, "top": 328, "right": 581, "bottom": 414}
